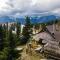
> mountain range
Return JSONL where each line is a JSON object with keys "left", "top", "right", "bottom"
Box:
{"left": 0, "top": 15, "right": 59, "bottom": 24}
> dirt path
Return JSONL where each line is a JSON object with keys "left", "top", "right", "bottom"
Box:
{"left": 18, "top": 45, "right": 46, "bottom": 60}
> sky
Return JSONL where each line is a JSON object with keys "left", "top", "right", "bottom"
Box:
{"left": 0, "top": 0, "right": 60, "bottom": 17}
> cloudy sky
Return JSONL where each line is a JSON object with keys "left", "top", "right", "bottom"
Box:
{"left": 0, "top": 0, "right": 60, "bottom": 17}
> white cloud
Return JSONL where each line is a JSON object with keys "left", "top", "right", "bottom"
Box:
{"left": 0, "top": 0, "right": 60, "bottom": 16}
{"left": 31, "top": 0, "right": 60, "bottom": 13}
{"left": 52, "top": 8, "right": 60, "bottom": 16}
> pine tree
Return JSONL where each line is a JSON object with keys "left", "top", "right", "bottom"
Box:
{"left": 0, "top": 23, "right": 20, "bottom": 60}
{"left": 7, "top": 27, "right": 15, "bottom": 60}
{"left": 0, "top": 25, "right": 4, "bottom": 50}
{"left": 16, "top": 22, "right": 21, "bottom": 46}
{"left": 7, "top": 26, "right": 19, "bottom": 60}
{"left": 0, "top": 24, "right": 9, "bottom": 60}
{"left": 22, "top": 16, "right": 32, "bottom": 43}
{"left": 3, "top": 24, "right": 9, "bottom": 47}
